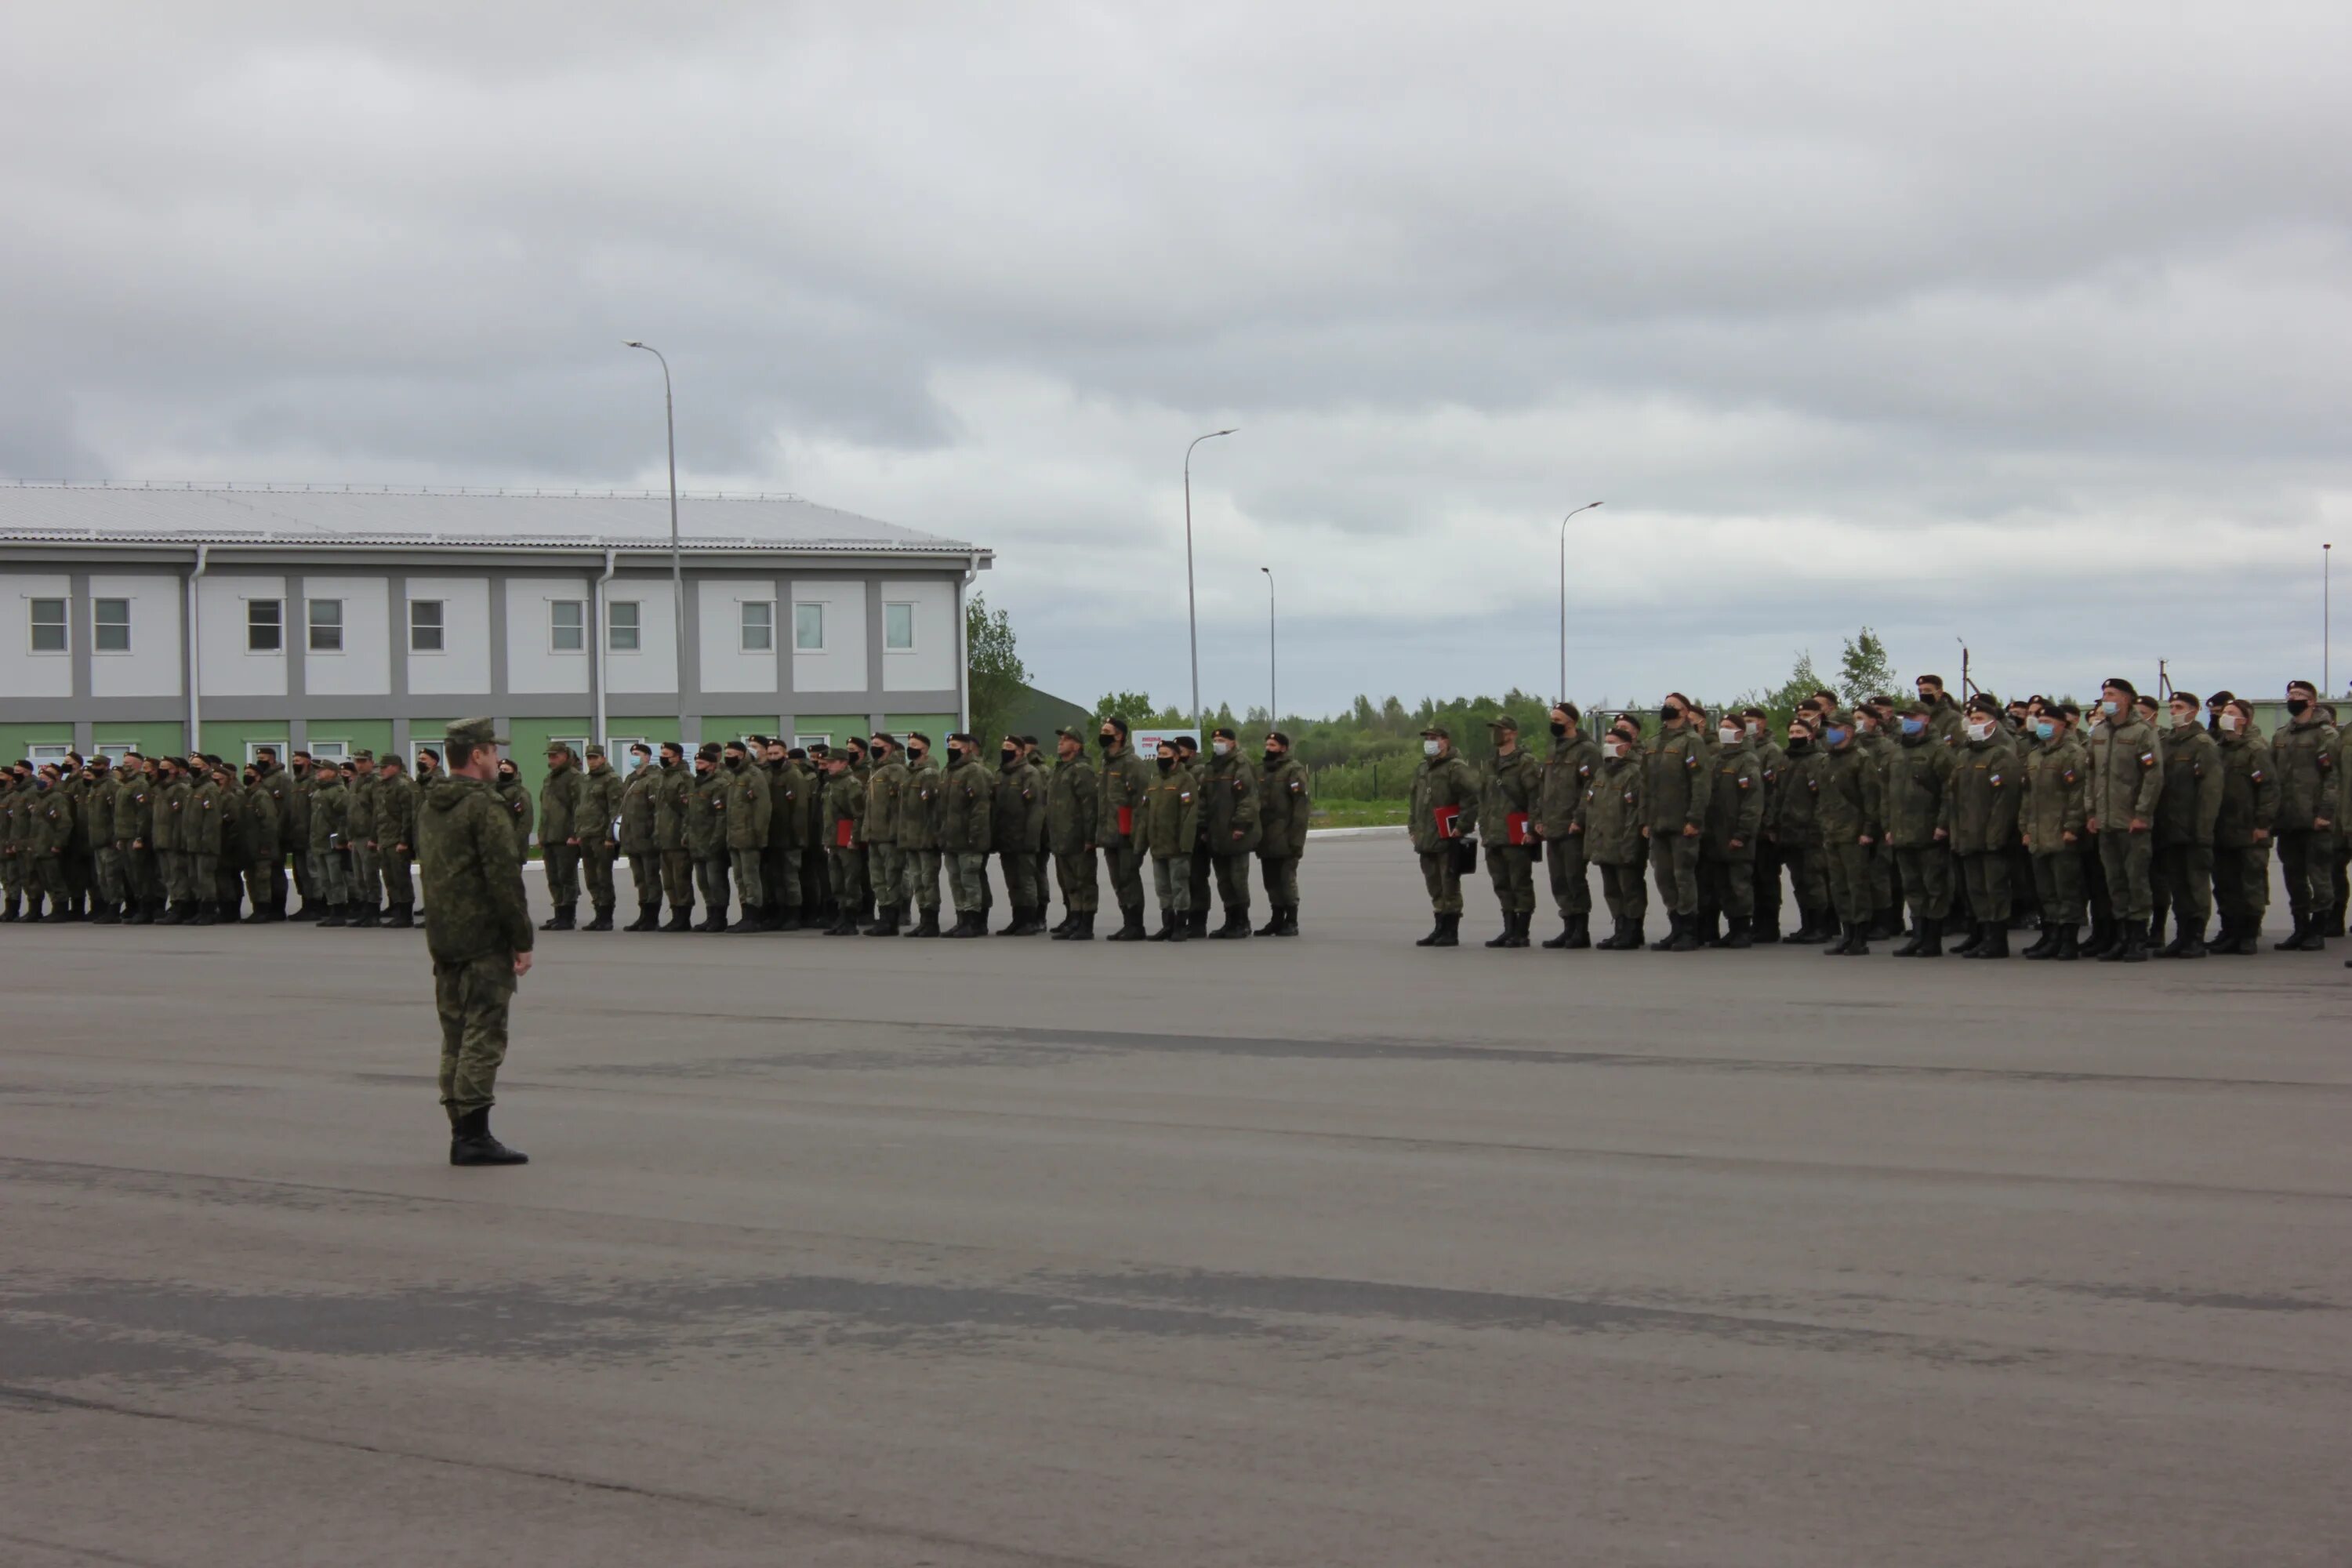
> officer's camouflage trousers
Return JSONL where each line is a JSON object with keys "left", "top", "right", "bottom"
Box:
{"left": 998, "top": 848, "right": 1039, "bottom": 909}
{"left": 1545, "top": 837, "right": 1591, "bottom": 917}
{"left": 2097, "top": 829, "right": 2154, "bottom": 924}
{"left": 434, "top": 953, "right": 515, "bottom": 1120}
{"left": 1893, "top": 844, "right": 1954, "bottom": 924}
{"left": 949, "top": 851, "right": 990, "bottom": 913}
{"left": 729, "top": 848, "right": 764, "bottom": 910}
{"left": 543, "top": 843, "right": 581, "bottom": 906}
{"left": 1211, "top": 852, "right": 1253, "bottom": 916}
{"left": 1699, "top": 848, "right": 1754, "bottom": 920}
{"left": 1105, "top": 844, "right": 1146, "bottom": 913}
{"left": 1869, "top": 841, "right": 1897, "bottom": 913}
{"left": 1058, "top": 846, "right": 1102, "bottom": 913}
{"left": 583, "top": 845, "right": 617, "bottom": 910}
{"left": 1750, "top": 840, "right": 1784, "bottom": 929}
{"left": 866, "top": 844, "right": 902, "bottom": 909}
{"left": 352, "top": 844, "right": 379, "bottom": 909}
{"left": 902, "top": 848, "right": 942, "bottom": 912}
{"left": 829, "top": 845, "right": 866, "bottom": 908}
{"left": 380, "top": 848, "right": 415, "bottom": 912}
{"left": 1028, "top": 853, "right": 1050, "bottom": 916}
{"left": 1188, "top": 848, "right": 1212, "bottom": 917}
{"left": 190, "top": 853, "right": 218, "bottom": 904}
{"left": 1599, "top": 860, "right": 1648, "bottom": 925}
{"left": 694, "top": 855, "right": 730, "bottom": 916}
{"left": 2158, "top": 842, "right": 2213, "bottom": 931}
{"left": 1824, "top": 840, "right": 1873, "bottom": 924}
{"left": 93, "top": 845, "right": 124, "bottom": 906}
{"left": 1485, "top": 844, "right": 1534, "bottom": 914}
{"left": 1254, "top": 852, "right": 1296, "bottom": 911}
{"left": 2212, "top": 842, "right": 2270, "bottom": 927}
{"left": 1958, "top": 851, "right": 2012, "bottom": 922}
{"left": 661, "top": 849, "right": 694, "bottom": 910}
{"left": 627, "top": 851, "right": 663, "bottom": 909}
{"left": 1418, "top": 849, "right": 1464, "bottom": 915}
{"left": 308, "top": 849, "right": 350, "bottom": 906}
{"left": 247, "top": 852, "right": 282, "bottom": 915}
{"left": 162, "top": 850, "right": 193, "bottom": 903}
{"left": 2275, "top": 829, "right": 2335, "bottom": 923}
{"left": 2031, "top": 850, "right": 2084, "bottom": 927}
{"left": 1647, "top": 832, "right": 1700, "bottom": 916}
{"left": 124, "top": 848, "right": 160, "bottom": 907}
{"left": 1783, "top": 842, "right": 1828, "bottom": 918}
{"left": 1152, "top": 854, "right": 1192, "bottom": 917}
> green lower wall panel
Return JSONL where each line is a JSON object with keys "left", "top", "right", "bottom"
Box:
{"left": 187, "top": 719, "right": 281, "bottom": 764}
{"left": 786, "top": 713, "right": 869, "bottom": 749}
{"left": 303, "top": 718, "right": 394, "bottom": 764}
{"left": 0, "top": 723, "right": 75, "bottom": 761}
{"left": 503, "top": 717, "right": 593, "bottom": 803}
{"left": 884, "top": 713, "right": 958, "bottom": 744}
{"left": 701, "top": 715, "right": 785, "bottom": 752}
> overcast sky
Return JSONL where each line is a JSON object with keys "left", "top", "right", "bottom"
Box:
{"left": 6, "top": 2, "right": 2349, "bottom": 715}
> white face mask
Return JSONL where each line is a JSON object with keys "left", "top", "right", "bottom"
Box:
{"left": 1967, "top": 720, "right": 1994, "bottom": 741}
{"left": 1422, "top": 739, "right": 1442, "bottom": 757}
{"left": 1718, "top": 727, "right": 1743, "bottom": 747}
{"left": 2103, "top": 699, "right": 2122, "bottom": 716}
{"left": 2221, "top": 712, "right": 2242, "bottom": 732}
{"left": 1212, "top": 740, "right": 1232, "bottom": 757}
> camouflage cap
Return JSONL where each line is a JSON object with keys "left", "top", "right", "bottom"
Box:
{"left": 445, "top": 717, "right": 506, "bottom": 746}
{"left": 1486, "top": 715, "right": 1518, "bottom": 733}
{"left": 1055, "top": 726, "right": 1086, "bottom": 741}
{"left": 1421, "top": 724, "right": 1450, "bottom": 740}
{"left": 583, "top": 743, "right": 605, "bottom": 759}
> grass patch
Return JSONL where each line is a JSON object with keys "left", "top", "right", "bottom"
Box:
{"left": 1309, "top": 800, "right": 1409, "bottom": 829}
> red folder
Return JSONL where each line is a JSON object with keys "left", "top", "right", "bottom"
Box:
{"left": 834, "top": 820, "right": 855, "bottom": 848}
{"left": 1434, "top": 804, "right": 1462, "bottom": 839}
{"left": 1505, "top": 811, "right": 1531, "bottom": 846}
{"left": 1118, "top": 805, "right": 1134, "bottom": 837}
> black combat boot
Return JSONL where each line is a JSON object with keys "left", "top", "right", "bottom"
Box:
{"left": 382, "top": 906, "right": 413, "bottom": 928}
{"left": 1211, "top": 910, "right": 1248, "bottom": 939}
{"left": 1066, "top": 909, "right": 1095, "bottom": 940}
{"left": 1967, "top": 922, "right": 2009, "bottom": 959}
{"left": 623, "top": 903, "right": 655, "bottom": 932}
{"left": 2271, "top": 916, "right": 2306, "bottom": 951}
{"left": 539, "top": 902, "right": 573, "bottom": 932}
{"left": 1105, "top": 906, "right": 1146, "bottom": 942}
{"left": 2079, "top": 917, "right": 2118, "bottom": 958}
{"left": 349, "top": 902, "right": 379, "bottom": 928}
{"left": 1167, "top": 911, "right": 1190, "bottom": 943}
{"left": 311, "top": 902, "right": 342, "bottom": 928}
{"left": 2098, "top": 919, "right": 2139, "bottom": 962}
{"left": 2169, "top": 920, "right": 2206, "bottom": 958}
{"left": 1255, "top": 906, "right": 1284, "bottom": 937}
{"left": 448, "top": 1108, "right": 528, "bottom": 1167}
{"left": 1563, "top": 913, "right": 1592, "bottom": 950}
{"left": 1647, "top": 913, "right": 1679, "bottom": 952}
{"left": 1723, "top": 916, "right": 1754, "bottom": 949}
{"left": 129, "top": 899, "right": 154, "bottom": 925}
{"left": 1484, "top": 915, "right": 1514, "bottom": 949}
{"left": 191, "top": 902, "right": 215, "bottom": 927}
{"left": 2294, "top": 919, "right": 2327, "bottom": 951}
{"left": 581, "top": 905, "right": 612, "bottom": 932}
{"left": 661, "top": 904, "right": 691, "bottom": 932}
{"left": 90, "top": 898, "right": 118, "bottom": 926}
{"left": 1415, "top": 912, "right": 1447, "bottom": 946}
{"left": 1891, "top": 919, "right": 1926, "bottom": 956}
{"left": 1428, "top": 913, "right": 1459, "bottom": 947}
{"left": 1827, "top": 920, "right": 1864, "bottom": 956}
{"left": 1276, "top": 904, "right": 1300, "bottom": 935}
{"left": 1947, "top": 916, "right": 1984, "bottom": 957}
{"left": 898, "top": 906, "right": 933, "bottom": 937}
{"left": 946, "top": 909, "right": 982, "bottom": 938}
{"left": 2051, "top": 924, "right": 2080, "bottom": 960}
{"left": 2019, "top": 921, "right": 2057, "bottom": 960}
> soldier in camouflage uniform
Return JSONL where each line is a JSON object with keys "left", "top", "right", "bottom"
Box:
{"left": 617, "top": 743, "right": 664, "bottom": 931}
{"left": 818, "top": 750, "right": 866, "bottom": 935}
{"left": 343, "top": 750, "right": 379, "bottom": 924}
{"left": 31, "top": 766, "right": 75, "bottom": 920}
{"left": 307, "top": 760, "right": 352, "bottom": 925}
{"left": 2020, "top": 703, "right": 2089, "bottom": 960}
{"left": 1254, "top": 729, "right": 1311, "bottom": 938}
{"left": 575, "top": 744, "right": 625, "bottom": 931}
{"left": 1945, "top": 697, "right": 2022, "bottom": 959}
{"left": 495, "top": 758, "right": 535, "bottom": 867}
{"left": 991, "top": 735, "right": 1047, "bottom": 935}
{"left": 1408, "top": 725, "right": 1481, "bottom": 948}
{"left": 938, "top": 734, "right": 995, "bottom": 938}
{"left": 418, "top": 718, "right": 533, "bottom": 1167}
{"left": 1198, "top": 725, "right": 1262, "bottom": 940}
{"left": 2153, "top": 692, "right": 2224, "bottom": 958}
{"left": 896, "top": 733, "right": 946, "bottom": 938}
{"left": 720, "top": 739, "right": 771, "bottom": 932}
{"left": 186, "top": 763, "right": 227, "bottom": 925}
{"left": 2210, "top": 699, "right": 2278, "bottom": 957}
{"left": 1698, "top": 712, "right": 1764, "bottom": 947}
{"left": 1097, "top": 717, "right": 1154, "bottom": 942}
{"left": 83, "top": 755, "right": 122, "bottom": 922}
{"left": 2084, "top": 677, "right": 2164, "bottom": 963}
{"left": 1740, "top": 708, "right": 1789, "bottom": 942}
{"left": 1140, "top": 738, "right": 1200, "bottom": 942}
{"left": 537, "top": 743, "right": 586, "bottom": 931}
{"left": 1814, "top": 711, "right": 1882, "bottom": 956}
{"left": 1479, "top": 716, "right": 1539, "bottom": 948}
{"left": 1643, "top": 696, "right": 1710, "bottom": 952}
{"left": 1883, "top": 703, "right": 1958, "bottom": 956}
{"left": 1047, "top": 727, "right": 1102, "bottom": 939}
{"left": 373, "top": 752, "right": 421, "bottom": 928}
{"left": 684, "top": 744, "right": 731, "bottom": 931}
{"left": 150, "top": 755, "right": 191, "bottom": 923}
{"left": 0, "top": 766, "right": 24, "bottom": 921}
{"left": 653, "top": 743, "right": 695, "bottom": 931}
{"left": 860, "top": 734, "right": 909, "bottom": 936}
{"left": 244, "top": 750, "right": 286, "bottom": 922}
{"left": 2270, "top": 680, "right": 2336, "bottom": 951}
{"left": 1583, "top": 718, "right": 1650, "bottom": 949}
{"left": 1777, "top": 713, "right": 1831, "bottom": 943}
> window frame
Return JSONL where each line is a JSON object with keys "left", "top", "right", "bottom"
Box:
{"left": 244, "top": 740, "right": 290, "bottom": 765}
{"left": 739, "top": 599, "right": 775, "bottom": 653}
{"left": 28, "top": 742, "right": 72, "bottom": 764}
{"left": 93, "top": 597, "right": 132, "bottom": 655}
{"left": 790, "top": 732, "right": 832, "bottom": 751}
{"left": 607, "top": 599, "right": 642, "bottom": 654}
{"left": 793, "top": 600, "right": 826, "bottom": 652}
{"left": 247, "top": 597, "right": 285, "bottom": 655}
{"left": 408, "top": 597, "right": 445, "bottom": 654}
{"left": 307, "top": 739, "right": 350, "bottom": 764}
{"left": 550, "top": 598, "right": 586, "bottom": 654}
{"left": 883, "top": 600, "right": 916, "bottom": 652}
{"left": 28, "top": 596, "right": 68, "bottom": 655}
{"left": 96, "top": 742, "right": 139, "bottom": 760}
{"left": 307, "top": 597, "right": 345, "bottom": 654}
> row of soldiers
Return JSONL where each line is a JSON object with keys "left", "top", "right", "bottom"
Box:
{"left": 1403, "top": 676, "right": 2344, "bottom": 962}
{"left": 0, "top": 744, "right": 433, "bottom": 927}
{"left": 575, "top": 718, "right": 1313, "bottom": 941}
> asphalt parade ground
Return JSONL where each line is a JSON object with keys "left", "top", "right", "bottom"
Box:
{"left": 2, "top": 833, "right": 2347, "bottom": 1566}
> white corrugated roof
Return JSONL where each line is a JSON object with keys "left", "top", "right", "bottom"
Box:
{"left": 0, "top": 481, "right": 983, "bottom": 556}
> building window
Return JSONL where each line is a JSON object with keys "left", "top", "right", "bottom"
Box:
{"left": 29, "top": 597, "right": 67, "bottom": 653}
{"left": 308, "top": 598, "right": 344, "bottom": 652}
{"left": 793, "top": 601, "right": 825, "bottom": 651}
{"left": 608, "top": 737, "right": 651, "bottom": 775}
{"left": 409, "top": 598, "right": 445, "bottom": 652}
{"left": 884, "top": 601, "right": 915, "bottom": 652}
{"left": 244, "top": 740, "right": 289, "bottom": 764}
{"left": 608, "top": 600, "right": 641, "bottom": 652}
{"left": 28, "top": 743, "right": 71, "bottom": 764}
{"left": 94, "top": 597, "right": 131, "bottom": 653}
{"left": 248, "top": 599, "right": 283, "bottom": 653}
{"left": 550, "top": 600, "right": 585, "bottom": 652}
{"left": 307, "top": 740, "right": 350, "bottom": 763}
{"left": 96, "top": 742, "right": 138, "bottom": 760}
{"left": 741, "top": 601, "right": 774, "bottom": 652}
{"left": 791, "top": 732, "right": 832, "bottom": 750}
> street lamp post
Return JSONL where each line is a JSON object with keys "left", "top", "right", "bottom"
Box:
{"left": 1184, "top": 427, "right": 1237, "bottom": 731}
{"left": 624, "top": 342, "right": 688, "bottom": 745}
{"left": 1260, "top": 566, "right": 1276, "bottom": 726}
{"left": 1556, "top": 501, "right": 1603, "bottom": 699}
{"left": 2326, "top": 543, "right": 2333, "bottom": 698}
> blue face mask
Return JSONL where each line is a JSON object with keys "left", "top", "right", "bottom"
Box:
{"left": 1900, "top": 717, "right": 1926, "bottom": 737}
{"left": 2034, "top": 721, "right": 2055, "bottom": 740}
{"left": 1826, "top": 727, "right": 1850, "bottom": 746}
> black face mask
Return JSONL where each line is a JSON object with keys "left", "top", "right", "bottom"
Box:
{"left": 1265, "top": 749, "right": 1283, "bottom": 762}
{"left": 726, "top": 755, "right": 744, "bottom": 770}
{"left": 908, "top": 747, "right": 926, "bottom": 760}
{"left": 1000, "top": 750, "right": 1018, "bottom": 767}
{"left": 1661, "top": 706, "right": 1681, "bottom": 724}
{"left": 1550, "top": 722, "right": 1569, "bottom": 738}
{"left": 946, "top": 747, "right": 963, "bottom": 763}
{"left": 2288, "top": 698, "right": 2311, "bottom": 717}
{"left": 1099, "top": 734, "right": 1118, "bottom": 750}
{"left": 1156, "top": 756, "right": 1175, "bottom": 772}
